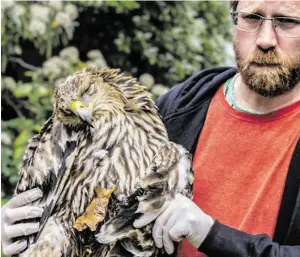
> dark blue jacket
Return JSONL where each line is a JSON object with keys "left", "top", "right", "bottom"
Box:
{"left": 156, "top": 67, "right": 300, "bottom": 257}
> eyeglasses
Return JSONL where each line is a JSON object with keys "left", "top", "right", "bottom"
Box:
{"left": 231, "top": 12, "right": 300, "bottom": 38}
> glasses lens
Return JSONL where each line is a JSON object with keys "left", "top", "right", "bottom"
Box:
{"left": 233, "top": 12, "right": 262, "bottom": 33}
{"left": 274, "top": 17, "right": 300, "bottom": 38}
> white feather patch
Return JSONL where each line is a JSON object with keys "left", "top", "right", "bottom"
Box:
{"left": 176, "top": 145, "right": 192, "bottom": 193}
{"left": 92, "top": 149, "right": 108, "bottom": 159}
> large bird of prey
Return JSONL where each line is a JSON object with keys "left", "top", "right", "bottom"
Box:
{"left": 15, "top": 67, "right": 194, "bottom": 257}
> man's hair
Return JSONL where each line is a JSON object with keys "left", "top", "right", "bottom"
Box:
{"left": 229, "top": 0, "right": 239, "bottom": 12}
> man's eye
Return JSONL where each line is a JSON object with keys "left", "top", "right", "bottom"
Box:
{"left": 276, "top": 17, "right": 300, "bottom": 26}
{"left": 243, "top": 14, "right": 261, "bottom": 21}
{"left": 242, "top": 13, "right": 261, "bottom": 20}
{"left": 277, "top": 17, "right": 300, "bottom": 24}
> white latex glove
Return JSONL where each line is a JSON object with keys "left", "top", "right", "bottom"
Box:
{"left": 1, "top": 188, "right": 43, "bottom": 256}
{"left": 133, "top": 194, "right": 214, "bottom": 255}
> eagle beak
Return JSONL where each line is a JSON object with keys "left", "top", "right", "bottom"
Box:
{"left": 70, "top": 101, "right": 94, "bottom": 128}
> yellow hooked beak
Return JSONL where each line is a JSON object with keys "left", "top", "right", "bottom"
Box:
{"left": 70, "top": 100, "right": 94, "bottom": 128}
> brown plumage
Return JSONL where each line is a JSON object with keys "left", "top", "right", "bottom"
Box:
{"left": 15, "top": 67, "right": 194, "bottom": 257}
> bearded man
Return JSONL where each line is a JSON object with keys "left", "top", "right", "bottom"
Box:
{"left": 2, "top": 0, "right": 300, "bottom": 257}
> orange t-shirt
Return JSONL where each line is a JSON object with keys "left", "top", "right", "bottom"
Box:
{"left": 178, "top": 84, "right": 300, "bottom": 257}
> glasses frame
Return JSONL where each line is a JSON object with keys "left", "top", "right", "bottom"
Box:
{"left": 231, "top": 11, "right": 300, "bottom": 38}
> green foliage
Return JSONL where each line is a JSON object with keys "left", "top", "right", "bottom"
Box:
{"left": 1, "top": 1, "right": 80, "bottom": 71}
{"left": 1, "top": 1, "right": 232, "bottom": 198}
{"left": 102, "top": 1, "right": 232, "bottom": 85}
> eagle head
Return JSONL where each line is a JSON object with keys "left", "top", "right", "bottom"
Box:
{"left": 53, "top": 67, "right": 159, "bottom": 127}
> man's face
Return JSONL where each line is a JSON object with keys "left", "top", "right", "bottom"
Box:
{"left": 233, "top": 0, "right": 300, "bottom": 97}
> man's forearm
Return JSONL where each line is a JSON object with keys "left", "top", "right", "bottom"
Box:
{"left": 199, "top": 221, "right": 300, "bottom": 257}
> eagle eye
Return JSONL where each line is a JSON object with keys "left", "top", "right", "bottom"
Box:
{"left": 60, "top": 109, "right": 73, "bottom": 116}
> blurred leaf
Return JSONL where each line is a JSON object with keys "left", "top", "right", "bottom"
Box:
{"left": 13, "top": 84, "right": 32, "bottom": 98}
{"left": 14, "top": 130, "right": 30, "bottom": 155}
{"left": 1, "top": 198, "right": 9, "bottom": 207}
{"left": 1, "top": 147, "right": 13, "bottom": 176}
{"left": 13, "top": 146, "right": 25, "bottom": 163}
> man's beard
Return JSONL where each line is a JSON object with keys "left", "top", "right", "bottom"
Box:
{"left": 234, "top": 42, "right": 300, "bottom": 97}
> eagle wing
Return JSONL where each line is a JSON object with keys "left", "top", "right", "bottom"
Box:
{"left": 14, "top": 117, "right": 79, "bottom": 256}
{"left": 96, "top": 142, "right": 193, "bottom": 256}
{"left": 16, "top": 117, "right": 59, "bottom": 195}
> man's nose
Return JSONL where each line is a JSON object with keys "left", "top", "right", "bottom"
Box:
{"left": 256, "top": 20, "right": 278, "bottom": 50}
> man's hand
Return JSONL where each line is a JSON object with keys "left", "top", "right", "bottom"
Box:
{"left": 1, "top": 188, "right": 43, "bottom": 256}
{"left": 134, "top": 194, "right": 214, "bottom": 255}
